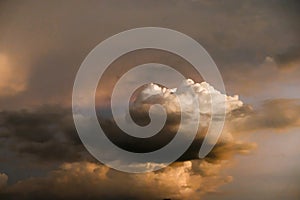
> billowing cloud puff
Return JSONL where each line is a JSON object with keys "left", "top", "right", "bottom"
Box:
{"left": 134, "top": 79, "right": 243, "bottom": 116}
{"left": 132, "top": 79, "right": 243, "bottom": 138}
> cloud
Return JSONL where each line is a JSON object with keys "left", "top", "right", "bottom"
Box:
{"left": 0, "top": 1, "right": 299, "bottom": 199}
{"left": 2, "top": 89, "right": 298, "bottom": 200}
{"left": 0, "top": 79, "right": 257, "bottom": 199}
{"left": 0, "top": 105, "right": 91, "bottom": 163}
{"left": 0, "top": 161, "right": 233, "bottom": 200}
{"left": 0, "top": 173, "right": 8, "bottom": 191}
{"left": 224, "top": 54, "right": 300, "bottom": 96}
{"left": 97, "top": 79, "right": 253, "bottom": 163}
{"left": 0, "top": 95, "right": 300, "bottom": 199}
{"left": 0, "top": 54, "right": 27, "bottom": 96}
{"left": 273, "top": 46, "right": 300, "bottom": 70}
{"left": 1, "top": 83, "right": 298, "bottom": 199}
{"left": 0, "top": 79, "right": 253, "bottom": 163}
{"left": 133, "top": 79, "right": 243, "bottom": 116}
{"left": 229, "top": 98, "right": 300, "bottom": 133}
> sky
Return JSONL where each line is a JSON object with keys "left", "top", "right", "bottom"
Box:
{"left": 0, "top": 0, "right": 300, "bottom": 199}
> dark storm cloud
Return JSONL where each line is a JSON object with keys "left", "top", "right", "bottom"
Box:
{"left": 0, "top": 105, "right": 89, "bottom": 163}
